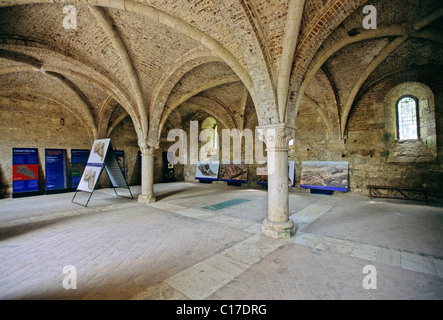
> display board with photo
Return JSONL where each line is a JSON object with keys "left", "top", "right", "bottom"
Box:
{"left": 76, "top": 139, "right": 111, "bottom": 193}
{"left": 195, "top": 161, "right": 220, "bottom": 181}
{"left": 219, "top": 163, "right": 249, "bottom": 183}
{"left": 300, "top": 161, "right": 349, "bottom": 192}
{"left": 257, "top": 161, "right": 295, "bottom": 187}
{"left": 87, "top": 139, "right": 111, "bottom": 165}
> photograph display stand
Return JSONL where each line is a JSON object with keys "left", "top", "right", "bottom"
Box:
{"left": 220, "top": 163, "right": 249, "bottom": 186}
{"left": 12, "top": 148, "right": 39, "bottom": 198}
{"left": 72, "top": 139, "right": 133, "bottom": 207}
{"left": 70, "top": 149, "right": 90, "bottom": 189}
{"left": 45, "top": 149, "right": 68, "bottom": 194}
{"left": 195, "top": 161, "right": 220, "bottom": 183}
{"left": 300, "top": 161, "right": 349, "bottom": 193}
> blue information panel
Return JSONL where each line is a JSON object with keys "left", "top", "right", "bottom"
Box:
{"left": 12, "top": 148, "right": 39, "bottom": 194}
{"left": 45, "top": 149, "right": 68, "bottom": 192}
{"left": 71, "top": 149, "right": 90, "bottom": 188}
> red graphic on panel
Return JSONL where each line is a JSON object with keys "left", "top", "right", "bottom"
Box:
{"left": 13, "top": 165, "right": 39, "bottom": 181}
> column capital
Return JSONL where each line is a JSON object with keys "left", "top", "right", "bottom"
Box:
{"left": 256, "top": 123, "right": 296, "bottom": 151}
{"left": 138, "top": 138, "right": 159, "bottom": 156}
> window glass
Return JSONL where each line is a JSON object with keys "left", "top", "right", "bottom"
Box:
{"left": 398, "top": 97, "right": 418, "bottom": 140}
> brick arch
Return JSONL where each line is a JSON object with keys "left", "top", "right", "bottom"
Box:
{"left": 188, "top": 94, "right": 237, "bottom": 128}
{"left": 107, "top": 114, "right": 130, "bottom": 138}
{"left": 287, "top": 0, "right": 369, "bottom": 126}
{"left": 0, "top": 66, "right": 98, "bottom": 138}
{"left": 148, "top": 47, "right": 223, "bottom": 145}
{"left": 158, "top": 78, "right": 241, "bottom": 140}
{"left": 1, "top": 0, "right": 283, "bottom": 127}
{"left": 0, "top": 88, "right": 95, "bottom": 143}
{"left": 290, "top": 5, "right": 443, "bottom": 128}
{"left": 0, "top": 38, "right": 144, "bottom": 142}
{"left": 186, "top": 104, "right": 231, "bottom": 131}
{"left": 97, "top": 96, "right": 120, "bottom": 139}
{"left": 361, "top": 65, "right": 443, "bottom": 106}
{"left": 347, "top": 66, "right": 443, "bottom": 137}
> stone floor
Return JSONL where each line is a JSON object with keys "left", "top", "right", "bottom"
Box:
{"left": 0, "top": 182, "right": 442, "bottom": 300}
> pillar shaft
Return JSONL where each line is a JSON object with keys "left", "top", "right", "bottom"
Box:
{"left": 138, "top": 143, "right": 156, "bottom": 204}
{"left": 258, "top": 123, "right": 296, "bottom": 238}
{"left": 267, "top": 148, "right": 289, "bottom": 222}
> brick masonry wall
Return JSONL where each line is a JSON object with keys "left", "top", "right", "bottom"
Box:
{"left": 108, "top": 116, "right": 142, "bottom": 187}
{"left": 0, "top": 96, "right": 145, "bottom": 199}
{"left": 3, "top": 80, "right": 441, "bottom": 200}
{"left": 328, "top": 81, "right": 441, "bottom": 198}
{"left": 0, "top": 95, "right": 92, "bottom": 198}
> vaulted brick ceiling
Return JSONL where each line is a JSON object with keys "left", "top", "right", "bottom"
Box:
{"left": 0, "top": 0, "right": 442, "bottom": 144}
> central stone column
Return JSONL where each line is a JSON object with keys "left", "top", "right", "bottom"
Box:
{"left": 258, "top": 123, "right": 296, "bottom": 238}
{"left": 138, "top": 141, "right": 156, "bottom": 204}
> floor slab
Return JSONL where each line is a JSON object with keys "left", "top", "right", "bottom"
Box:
{"left": 0, "top": 182, "right": 442, "bottom": 300}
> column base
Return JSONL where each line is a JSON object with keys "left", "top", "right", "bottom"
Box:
{"left": 138, "top": 194, "right": 156, "bottom": 204}
{"left": 262, "top": 218, "right": 296, "bottom": 239}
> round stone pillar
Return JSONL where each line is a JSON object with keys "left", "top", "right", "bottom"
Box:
{"left": 258, "top": 124, "right": 296, "bottom": 239}
{"left": 138, "top": 142, "right": 156, "bottom": 204}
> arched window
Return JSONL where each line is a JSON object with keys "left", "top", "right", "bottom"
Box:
{"left": 397, "top": 96, "right": 419, "bottom": 140}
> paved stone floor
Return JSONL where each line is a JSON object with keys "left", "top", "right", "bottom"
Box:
{"left": 0, "top": 182, "right": 442, "bottom": 300}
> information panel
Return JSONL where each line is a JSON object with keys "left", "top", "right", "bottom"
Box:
{"left": 76, "top": 139, "right": 111, "bottom": 193}
{"left": 71, "top": 149, "right": 90, "bottom": 188}
{"left": 220, "top": 163, "right": 248, "bottom": 183}
{"left": 72, "top": 139, "right": 133, "bottom": 207}
{"left": 195, "top": 161, "right": 219, "bottom": 181}
{"left": 12, "top": 148, "right": 39, "bottom": 194}
{"left": 45, "top": 149, "right": 68, "bottom": 192}
{"left": 300, "top": 161, "right": 349, "bottom": 192}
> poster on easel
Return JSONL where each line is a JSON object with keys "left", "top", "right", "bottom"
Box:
{"left": 45, "top": 148, "right": 68, "bottom": 193}
{"left": 12, "top": 148, "right": 39, "bottom": 197}
{"left": 72, "top": 139, "right": 133, "bottom": 206}
{"left": 71, "top": 149, "right": 90, "bottom": 189}
{"left": 76, "top": 139, "right": 111, "bottom": 193}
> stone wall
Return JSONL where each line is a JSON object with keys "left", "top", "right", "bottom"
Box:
{"left": 108, "top": 116, "right": 141, "bottom": 186}
{"left": 294, "top": 81, "right": 443, "bottom": 199}
{"left": 0, "top": 95, "right": 92, "bottom": 198}
{"left": 0, "top": 97, "right": 146, "bottom": 199}
{"left": 2, "top": 77, "right": 441, "bottom": 201}
{"left": 156, "top": 81, "right": 443, "bottom": 202}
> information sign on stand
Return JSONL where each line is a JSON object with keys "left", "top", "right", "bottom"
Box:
{"left": 71, "top": 139, "right": 133, "bottom": 207}
{"left": 71, "top": 149, "right": 90, "bottom": 189}
{"left": 12, "top": 148, "right": 39, "bottom": 197}
{"left": 45, "top": 149, "right": 68, "bottom": 194}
